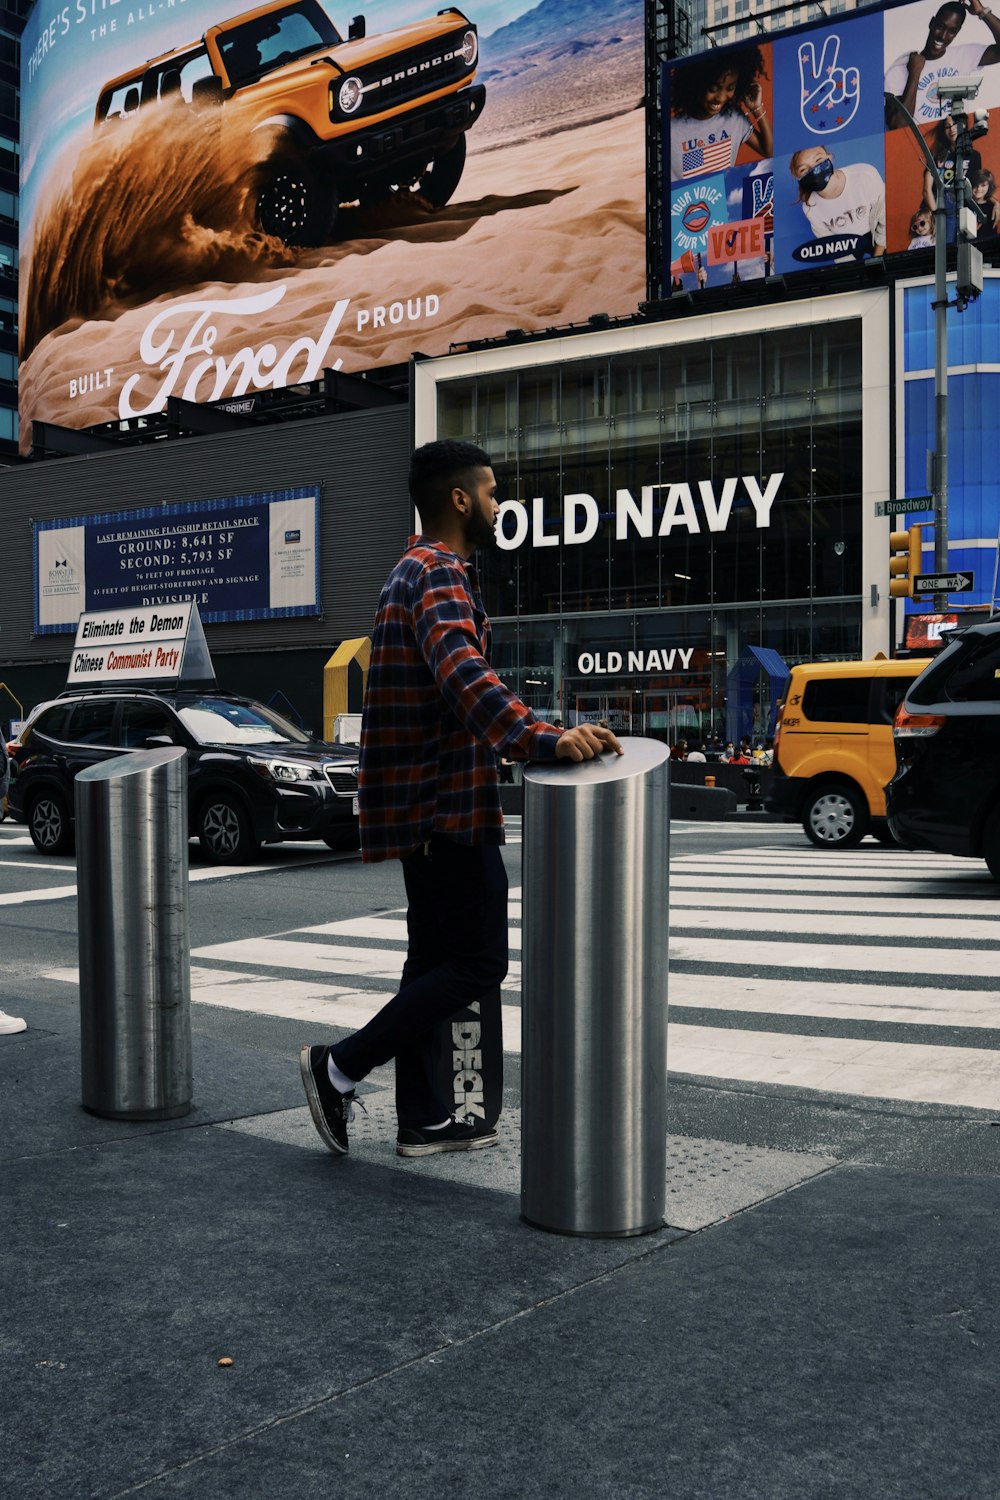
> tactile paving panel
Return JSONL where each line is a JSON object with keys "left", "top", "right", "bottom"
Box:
{"left": 221, "top": 1089, "right": 835, "bottom": 1232}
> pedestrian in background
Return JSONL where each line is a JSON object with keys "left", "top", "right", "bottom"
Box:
{"left": 0, "top": 733, "right": 8, "bottom": 823}
{"left": 300, "top": 440, "right": 622, "bottom": 1159}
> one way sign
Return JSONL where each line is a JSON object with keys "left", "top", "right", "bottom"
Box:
{"left": 913, "top": 571, "right": 974, "bottom": 595}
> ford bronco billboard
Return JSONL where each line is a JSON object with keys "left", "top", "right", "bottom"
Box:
{"left": 19, "top": 0, "right": 644, "bottom": 448}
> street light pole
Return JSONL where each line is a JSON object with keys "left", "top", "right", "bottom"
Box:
{"left": 888, "top": 94, "right": 951, "bottom": 611}
{"left": 933, "top": 164, "right": 949, "bottom": 613}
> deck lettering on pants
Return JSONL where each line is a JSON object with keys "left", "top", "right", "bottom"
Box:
{"left": 452, "top": 1003, "right": 485, "bottom": 1118}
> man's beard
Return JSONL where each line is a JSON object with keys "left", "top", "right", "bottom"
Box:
{"left": 469, "top": 509, "right": 497, "bottom": 550}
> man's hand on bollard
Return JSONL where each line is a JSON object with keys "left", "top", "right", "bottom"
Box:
{"left": 554, "top": 724, "right": 625, "bottom": 763}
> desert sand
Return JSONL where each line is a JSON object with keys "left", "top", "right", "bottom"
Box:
{"left": 19, "top": 107, "right": 646, "bottom": 448}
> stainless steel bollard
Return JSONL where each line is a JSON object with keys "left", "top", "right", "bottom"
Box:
{"left": 76, "top": 747, "right": 192, "bottom": 1120}
{"left": 520, "top": 739, "right": 670, "bottom": 1236}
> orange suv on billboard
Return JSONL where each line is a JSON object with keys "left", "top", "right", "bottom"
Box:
{"left": 94, "top": 0, "right": 485, "bottom": 245}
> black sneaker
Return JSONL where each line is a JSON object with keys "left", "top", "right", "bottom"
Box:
{"left": 299, "top": 1045, "right": 362, "bottom": 1155}
{"left": 396, "top": 1114, "right": 499, "bottom": 1159}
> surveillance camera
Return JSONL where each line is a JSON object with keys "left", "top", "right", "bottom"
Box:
{"left": 930, "top": 74, "right": 983, "bottom": 102}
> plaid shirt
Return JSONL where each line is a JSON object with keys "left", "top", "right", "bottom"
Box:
{"left": 358, "top": 536, "right": 561, "bottom": 862}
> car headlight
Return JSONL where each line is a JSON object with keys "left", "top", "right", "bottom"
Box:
{"left": 248, "top": 758, "right": 323, "bottom": 783}
{"left": 338, "top": 75, "right": 364, "bottom": 113}
{"left": 459, "top": 29, "right": 477, "bottom": 67}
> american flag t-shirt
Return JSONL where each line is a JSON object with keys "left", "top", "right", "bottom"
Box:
{"left": 682, "top": 134, "right": 733, "bottom": 177}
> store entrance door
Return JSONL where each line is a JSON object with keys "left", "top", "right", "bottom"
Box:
{"left": 642, "top": 688, "right": 708, "bottom": 747}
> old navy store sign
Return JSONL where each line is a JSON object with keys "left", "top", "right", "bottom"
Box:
{"left": 495, "top": 474, "right": 783, "bottom": 550}
{"left": 576, "top": 647, "right": 696, "bottom": 677}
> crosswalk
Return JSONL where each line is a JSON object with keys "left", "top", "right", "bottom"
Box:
{"left": 32, "top": 830, "right": 1000, "bottom": 1112}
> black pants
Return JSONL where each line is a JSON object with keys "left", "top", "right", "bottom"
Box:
{"left": 330, "top": 836, "right": 509, "bottom": 1126}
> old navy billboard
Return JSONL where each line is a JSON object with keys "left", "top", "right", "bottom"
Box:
{"left": 33, "top": 488, "right": 320, "bottom": 632}
{"left": 664, "top": 0, "right": 1000, "bottom": 292}
{"left": 19, "top": 0, "right": 645, "bottom": 449}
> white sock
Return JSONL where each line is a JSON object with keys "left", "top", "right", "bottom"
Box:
{"left": 327, "top": 1055, "right": 356, "bottom": 1094}
{"left": 422, "top": 1118, "right": 452, "bottom": 1131}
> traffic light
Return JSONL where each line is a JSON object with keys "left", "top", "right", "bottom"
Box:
{"left": 889, "top": 524, "right": 924, "bottom": 598}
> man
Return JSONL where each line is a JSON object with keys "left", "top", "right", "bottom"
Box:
{"left": 300, "top": 440, "right": 622, "bottom": 1159}
{"left": 885, "top": 1, "right": 1000, "bottom": 128}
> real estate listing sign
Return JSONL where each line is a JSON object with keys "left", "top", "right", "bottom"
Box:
{"left": 33, "top": 488, "right": 320, "bottom": 633}
{"left": 664, "top": 0, "right": 1000, "bottom": 292}
{"left": 19, "top": 0, "right": 645, "bottom": 450}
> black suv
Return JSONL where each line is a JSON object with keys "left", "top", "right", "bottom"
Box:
{"left": 9, "top": 688, "right": 360, "bottom": 862}
{"left": 886, "top": 618, "right": 1000, "bottom": 880}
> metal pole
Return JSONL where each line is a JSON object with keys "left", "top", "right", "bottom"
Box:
{"left": 76, "top": 746, "right": 192, "bottom": 1120}
{"left": 520, "top": 739, "right": 670, "bottom": 1237}
{"left": 933, "top": 179, "right": 949, "bottom": 614}
{"left": 887, "top": 93, "right": 951, "bottom": 615}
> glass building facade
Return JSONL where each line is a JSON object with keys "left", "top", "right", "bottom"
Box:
{"left": 434, "top": 318, "right": 867, "bottom": 744}
{"left": 901, "top": 278, "right": 1000, "bottom": 614}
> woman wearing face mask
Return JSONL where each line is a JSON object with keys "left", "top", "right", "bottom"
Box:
{"left": 789, "top": 146, "right": 887, "bottom": 260}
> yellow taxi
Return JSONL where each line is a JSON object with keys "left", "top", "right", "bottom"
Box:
{"left": 765, "top": 655, "right": 930, "bottom": 847}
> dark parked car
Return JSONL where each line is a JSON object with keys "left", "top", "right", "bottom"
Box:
{"left": 886, "top": 617, "right": 1000, "bottom": 880}
{"left": 9, "top": 687, "right": 359, "bottom": 862}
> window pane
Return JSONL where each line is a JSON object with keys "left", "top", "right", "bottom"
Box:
{"left": 943, "top": 639, "right": 1000, "bottom": 701}
{"left": 119, "top": 701, "right": 176, "bottom": 748}
{"left": 802, "top": 678, "right": 870, "bottom": 723}
{"left": 67, "top": 700, "right": 118, "bottom": 745}
{"left": 31, "top": 705, "right": 71, "bottom": 741}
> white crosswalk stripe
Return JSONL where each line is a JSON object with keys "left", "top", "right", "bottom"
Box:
{"left": 39, "top": 840, "right": 1000, "bottom": 1111}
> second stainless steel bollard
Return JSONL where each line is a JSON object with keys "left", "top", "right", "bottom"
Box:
{"left": 76, "top": 747, "right": 192, "bottom": 1120}
{"left": 520, "top": 739, "right": 670, "bottom": 1236}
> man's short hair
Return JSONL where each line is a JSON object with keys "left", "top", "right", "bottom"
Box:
{"left": 935, "top": 2, "right": 965, "bottom": 22}
{"left": 409, "top": 440, "right": 492, "bottom": 521}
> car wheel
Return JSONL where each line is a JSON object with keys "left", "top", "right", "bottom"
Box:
{"left": 983, "top": 806, "right": 1000, "bottom": 881}
{"left": 28, "top": 791, "right": 75, "bottom": 855}
{"left": 364, "top": 135, "right": 467, "bottom": 211}
{"left": 253, "top": 157, "right": 333, "bottom": 246}
{"left": 198, "top": 794, "right": 260, "bottom": 864}
{"left": 417, "top": 135, "right": 467, "bottom": 208}
{"left": 802, "top": 782, "right": 868, "bottom": 848}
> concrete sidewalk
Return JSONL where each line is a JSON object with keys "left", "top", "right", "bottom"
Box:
{"left": 4, "top": 985, "right": 999, "bottom": 1499}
